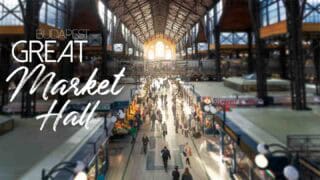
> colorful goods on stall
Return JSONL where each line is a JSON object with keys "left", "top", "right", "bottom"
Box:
{"left": 112, "top": 109, "right": 130, "bottom": 135}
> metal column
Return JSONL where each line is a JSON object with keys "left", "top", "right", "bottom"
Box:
{"left": 312, "top": 40, "right": 320, "bottom": 95}
{"left": 247, "top": 31, "right": 254, "bottom": 74}
{"left": 284, "top": 0, "right": 308, "bottom": 110}
{"left": 248, "top": 0, "right": 268, "bottom": 105}
{"left": 214, "top": 25, "right": 222, "bottom": 81}
{"left": 101, "top": 30, "right": 107, "bottom": 80}
{"left": 279, "top": 46, "right": 288, "bottom": 79}
{"left": 0, "top": 40, "right": 10, "bottom": 112}
{"left": 20, "top": 0, "right": 42, "bottom": 117}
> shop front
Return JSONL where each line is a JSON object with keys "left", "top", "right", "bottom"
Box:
{"left": 200, "top": 96, "right": 218, "bottom": 136}
{"left": 190, "top": 94, "right": 277, "bottom": 179}
{"left": 54, "top": 114, "right": 114, "bottom": 180}
{"left": 110, "top": 101, "right": 130, "bottom": 137}
{"left": 214, "top": 112, "right": 277, "bottom": 180}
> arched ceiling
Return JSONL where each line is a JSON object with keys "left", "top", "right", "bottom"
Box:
{"left": 106, "top": 0, "right": 215, "bottom": 43}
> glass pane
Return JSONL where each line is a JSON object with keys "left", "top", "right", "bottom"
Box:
{"left": 268, "top": 2, "right": 278, "bottom": 24}
{"left": 98, "top": 1, "right": 105, "bottom": 24}
{"left": 39, "top": 3, "right": 46, "bottom": 23}
{"left": 279, "top": 1, "right": 286, "bottom": 21}
{"left": 47, "top": 4, "right": 56, "bottom": 26}
{"left": 3, "top": 0, "right": 19, "bottom": 9}
{"left": 0, "top": 13, "right": 22, "bottom": 25}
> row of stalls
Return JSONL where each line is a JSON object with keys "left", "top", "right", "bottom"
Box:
{"left": 177, "top": 81, "right": 277, "bottom": 179}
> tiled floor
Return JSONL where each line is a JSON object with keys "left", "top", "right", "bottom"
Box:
{"left": 107, "top": 136, "right": 133, "bottom": 180}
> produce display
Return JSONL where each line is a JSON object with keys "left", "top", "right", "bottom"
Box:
{"left": 112, "top": 89, "right": 143, "bottom": 135}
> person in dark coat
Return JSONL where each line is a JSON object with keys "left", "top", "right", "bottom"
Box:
{"left": 171, "top": 166, "right": 180, "bottom": 180}
{"left": 181, "top": 168, "right": 193, "bottom": 180}
{"left": 142, "top": 134, "right": 149, "bottom": 154}
{"left": 161, "top": 146, "right": 171, "bottom": 172}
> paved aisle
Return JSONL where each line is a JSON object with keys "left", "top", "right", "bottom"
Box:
{"left": 123, "top": 82, "right": 208, "bottom": 180}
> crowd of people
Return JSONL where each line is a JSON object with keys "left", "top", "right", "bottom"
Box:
{"left": 136, "top": 78, "right": 195, "bottom": 180}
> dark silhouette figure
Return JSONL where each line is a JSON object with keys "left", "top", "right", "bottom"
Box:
{"left": 161, "top": 146, "right": 171, "bottom": 172}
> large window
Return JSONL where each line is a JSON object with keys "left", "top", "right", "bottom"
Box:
{"left": 220, "top": 32, "right": 248, "bottom": 45}
{"left": 0, "top": 0, "right": 66, "bottom": 27}
{"left": 46, "top": 4, "right": 57, "bottom": 26}
{"left": 268, "top": 2, "right": 278, "bottom": 24}
{"left": 260, "top": 0, "right": 286, "bottom": 26}
{"left": 39, "top": 0, "right": 66, "bottom": 28}
{"left": 0, "top": 0, "right": 23, "bottom": 25}
{"left": 98, "top": 0, "right": 105, "bottom": 24}
{"left": 205, "top": 1, "right": 224, "bottom": 45}
{"left": 304, "top": 0, "right": 320, "bottom": 23}
{"left": 260, "top": 0, "right": 320, "bottom": 26}
{"left": 279, "top": 0, "right": 286, "bottom": 21}
{"left": 107, "top": 9, "right": 112, "bottom": 31}
{"left": 220, "top": 33, "right": 233, "bottom": 45}
{"left": 118, "top": 22, "right": 141, "bottom": 53}
{"left": 146, "top": 40, "right": 174, "bottom": 60}
{"left": 216, "top": 0, "right": 223, "bottom": 21}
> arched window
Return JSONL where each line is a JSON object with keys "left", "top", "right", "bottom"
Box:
{"left": 155, "top": 41, "right": 165, "bottom": 58}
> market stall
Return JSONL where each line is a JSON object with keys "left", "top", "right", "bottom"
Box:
{"left": 110, "top": 101, "right": 130, "bottom": 136}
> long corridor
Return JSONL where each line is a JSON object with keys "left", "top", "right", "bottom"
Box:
{"left": 124, "top": 81, "right": 208, "bottom": 180}
{"left": 107, "top": 81, "right": 229, "bottom": 180}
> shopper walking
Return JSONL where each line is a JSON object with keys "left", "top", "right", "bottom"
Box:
{"left": 175, "top": 118, "right": 179, "bottom": 134}
{"left": 183, "top": 121, "right": 189, "bottom": 137}
{"left": 130, "top": 126, "right": 137, "bottom": 144}
{"left": 162, "top": 121, "right": 168, "bottom": 138}
{"left": 172, "top": 104, "right": 176, "bottom": 118}
{"left": 161, "top": 146, "right": 171, "bottom": 172}
{"left": 183, "top": 143, "right": 192, "bottom": 167}
{"left": 157, "top": 109, "right": 163, "bottom": 124}
{"left": 181, "top": 168, "right": 193, "bottom": 180}
{"left": 142, "top": 134, "right": 149, "bottom": 154}
{"left": 171, "top": 166, "right": 180, "bottom": 180}
{"left": 151, "top": 111, "right": 156, "bottom": 130}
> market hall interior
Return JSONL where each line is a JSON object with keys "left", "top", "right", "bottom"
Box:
{"left": 0, "top": 0, "right": 320, "bottom": 180}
